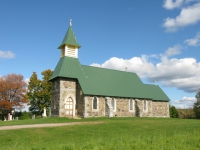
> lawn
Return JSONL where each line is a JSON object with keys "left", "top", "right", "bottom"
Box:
{"left": 0, "top": 117, "right": 199, "bottom": 150}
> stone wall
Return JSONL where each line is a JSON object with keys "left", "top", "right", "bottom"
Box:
{"left": 59, "top": 79, "right": 76, "bottom": 117}
{"left": 84, "top": 97, "right": 136, "bottom": 117}
{"left": 152, "top": 101, "right": 169, "bottom": 117}
{"left": 113, "top": 98, "right": 135, "bottom": 117}
{"left": 51, "top": 78, "right": 78, "bottom": 118}
{"left": 83, "top": 96, "right": 169, "bottom": 118}
{"left": 51, "top": 79, "right": 169, "bottom": 118}
{"left": 76, "top": 82, "right": 84, "bottom": 117}
{"left": 83, "top": 96, "right": 105, "bottom": 117}
{"left": 140, "top": 100, "right": 153, "bottom": 117}
{"left": 51, "top": 79, "right": 60, "bottom": 117}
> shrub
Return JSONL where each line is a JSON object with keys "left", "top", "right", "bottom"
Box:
{"left": 17, "top": 111, "right": 31, "bottom": 120}
{"left": 177, "top": 109, "right": 195, "bottom": 119}
{"left": 170, "top": 106, "right": 178, "bottom": 118}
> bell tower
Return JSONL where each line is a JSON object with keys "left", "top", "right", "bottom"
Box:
{"left": 58, "top": 19, "right": 81, "bottom": 58}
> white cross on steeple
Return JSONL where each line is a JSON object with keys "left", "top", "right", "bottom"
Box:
{"left": 70, "top": 19, "right": 72, "bottom": 26}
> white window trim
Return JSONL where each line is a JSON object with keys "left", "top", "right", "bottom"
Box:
{"left": 111, "top": 98, "right": 116, "bottom": 112}
{"left": 143, "top": 100, "right": 148, "bottom": 112}
{"left": 92, "top": 96, "right": 99, "bottom": 111}
{"left": 129, "top": 99, "right": 135, "bottom": 112}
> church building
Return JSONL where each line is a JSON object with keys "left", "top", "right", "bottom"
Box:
{"left": 49, "top": 20, "right": 170, "bottom": 118}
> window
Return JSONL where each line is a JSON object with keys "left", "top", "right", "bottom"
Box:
{"left": 93, "top": 97, "right": 97, "bottom": 109}
{"left": 129, "top": 99, "right": 135, "bottom": 112}
{"left": 130, "top": 99, "right": 133, "bottom": 110}
{"left": 65, "top": 97, "right": 73, "bottom": 115}
{"left": 144, "top": 100, "right": 147, "bottom": 111}
{"left": 111, "top": 98, "right": 116, "bottom": 111}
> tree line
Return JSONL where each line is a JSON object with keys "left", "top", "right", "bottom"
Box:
{"left": 1, "top": 69, "right": 200, "bottom": 119}
{"left": 170, "top": 89, "right": 200, "bottom": 119}
{"left": 0, "top": 69, "right": 52, "bottom": 119}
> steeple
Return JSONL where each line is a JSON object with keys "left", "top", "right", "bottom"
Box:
{"left": 58, "top": 19, "right": 81, "bottom": 58}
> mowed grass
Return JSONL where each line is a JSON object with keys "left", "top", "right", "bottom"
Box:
{"left": 0, "top": 117, "right": 200, "bottom": 150}
{"left": 0, "top": 117, "right": 85, "bottom": 126}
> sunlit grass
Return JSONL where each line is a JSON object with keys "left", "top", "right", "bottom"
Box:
{"left": 0, "top": 117, "right": 200, "bottom": 150}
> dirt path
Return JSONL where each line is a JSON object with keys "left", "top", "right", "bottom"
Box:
{"left": 0, "top": 121, "right": 103, "bottom": 130}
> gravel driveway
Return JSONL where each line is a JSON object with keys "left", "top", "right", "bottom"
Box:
{"left": 0, "top": 121, "right": 102, "bottom": 130}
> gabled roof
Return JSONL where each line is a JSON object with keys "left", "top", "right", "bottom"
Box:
{"left": 58, "top": 26, "right": 81, "bottom": 49}
{"left": 50, "top": 56, "right": 170, "bottom": 101}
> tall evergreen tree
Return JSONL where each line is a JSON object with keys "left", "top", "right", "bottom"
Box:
{"left": 28, "top": 70, "right": 53, "bottom": 115}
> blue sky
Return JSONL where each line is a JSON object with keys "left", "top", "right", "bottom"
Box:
{"left": 1, "top": 0, "right": 200, "bottom": 108}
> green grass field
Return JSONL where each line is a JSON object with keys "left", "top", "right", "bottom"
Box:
{"left": 0, "top": 117, "right": 199, "bottom": 150}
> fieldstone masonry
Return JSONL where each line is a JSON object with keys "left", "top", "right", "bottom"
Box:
{"left": 82, "top": 96, "right": 169, "bottom": 118}
{"left": 51, "top": 79, "right": 169, "bottom": 118}
{"left": 51, "top": 80, "right": 60, "bottom": 117}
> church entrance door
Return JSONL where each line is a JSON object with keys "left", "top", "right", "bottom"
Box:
{"left": 65, "top": 97, "right": 73, "bottom": 118}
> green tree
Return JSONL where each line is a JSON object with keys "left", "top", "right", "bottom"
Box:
{"left": 170, "top": 105, "right": 178, "bottom": 118}
{"left": 28, "top": 69, "right": 53, "bottom": 115}
{"left": 193, "top": 89, "right": 200, "bottom": 119}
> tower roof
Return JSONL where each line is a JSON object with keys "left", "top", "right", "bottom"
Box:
{"left": 58, "top": 20, "right": 81, "bottom": 49}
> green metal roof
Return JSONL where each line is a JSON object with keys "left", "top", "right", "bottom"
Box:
{"left": 58, "top": 26, "right": 81, "bottom": 49}
{"left": 50, "top": 56, "right": 83, "bottom": 80}
{"left": 50, "top": 56, "right": 170, "bottom": 101}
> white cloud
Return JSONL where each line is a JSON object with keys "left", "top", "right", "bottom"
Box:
{"left": 164, "top": 45, "right": 182, "bottom": 57}
{"left": 90, "top": 51, "right": 200, "bottom": 93}
{"left": 0, "top": 50, "right": 15, "bottom": 59}
{"left": 90, "top": 63, "right": 101, "bottom": 67}
{"left": 172, "top": 96, "right": 196, "bottom": 108}
{"left": 91, "top": 56, "right": 155, "bottom": 78}
{"left": 184, "top": 32, "right": 200, "bottom": 46}
{"left": 163, "top": 0, "right": 184, "bottom": 9}
{"left": 163, "top": 2, "right": 200, "bottom": 32}
{"left": 162, "top": 76, "right": 200, "bottom": 93}
{"left": 149, "top": 58, "right": 200, "bottom": 80}
{"left": 142, "top": 57, "right": 200, "bottom": 93}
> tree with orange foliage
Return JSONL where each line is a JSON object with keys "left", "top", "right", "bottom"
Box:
{"left": 0, "top": 74, "right": 28, "bottom": 116}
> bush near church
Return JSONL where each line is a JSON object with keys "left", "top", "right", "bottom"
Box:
{"left": 170, "top": 106, "right": 178, "bottom": 118}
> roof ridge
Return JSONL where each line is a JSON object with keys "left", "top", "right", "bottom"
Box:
{"left": 81, "top": 64, "right": 137, "bottom": 74}
{"left": 144, "top": 83, "right": 158, "bottom": 86}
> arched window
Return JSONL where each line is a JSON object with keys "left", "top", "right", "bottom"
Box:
{"left": 144, "top": 100, "right": 146, "bottom": 111}
{"left": 93, "top": 97, "right": 97, "bottom": 109}
{"left": 65, "top": 97, "right": 73, "bottom": 116}
{"left": 130, "top": 99, "right": 133, "bottom": 110}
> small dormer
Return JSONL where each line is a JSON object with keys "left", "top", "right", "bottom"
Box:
{"left": 58, "top": 19, "right": 81, "bottom": 58}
